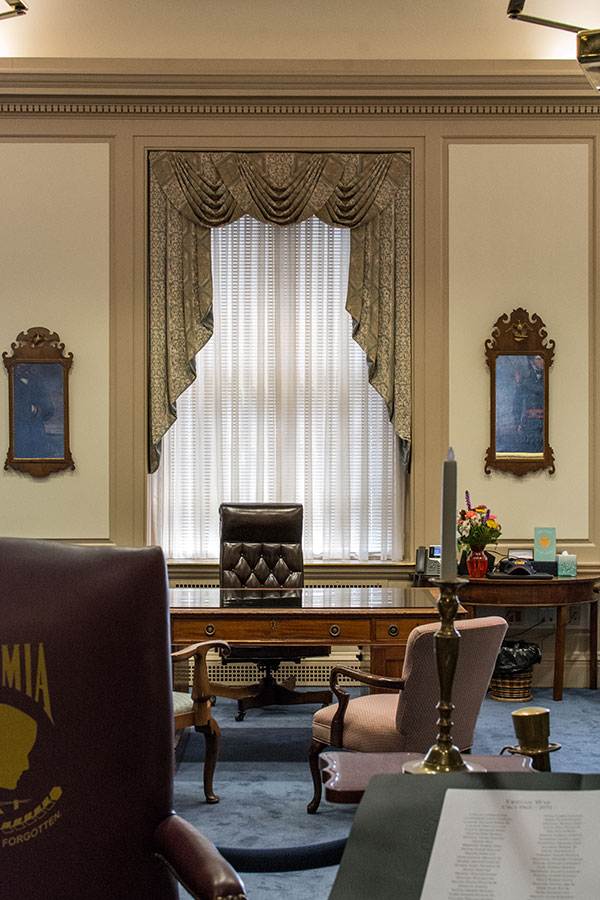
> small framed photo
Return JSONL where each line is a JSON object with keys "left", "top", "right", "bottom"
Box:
{"left": 3, "top": 327, "right": 75, "bottom": 477}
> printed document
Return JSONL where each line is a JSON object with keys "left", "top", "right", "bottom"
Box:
{"left": 420, "top": 789, "right": 596, "bottom": 900}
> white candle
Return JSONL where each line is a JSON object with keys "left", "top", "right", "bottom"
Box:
{"left": 440, "top": 447, "right": 458, "bottom": 582}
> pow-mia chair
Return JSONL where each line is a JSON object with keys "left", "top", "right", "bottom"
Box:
{"left": 0, "top": 537, "right": 246, "bottom": 900}
{"left": 216, "top": 502, "right": 332, "bottom": 720}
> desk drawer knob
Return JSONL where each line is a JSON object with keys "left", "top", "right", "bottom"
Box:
{"left": 388, "top": 624, "right": 399, "bottom": 637}
{"left": 329, "top": 624, "right": 341, "bottom": 637}
{"left": 205, "top": 624, "right": 216, "bottom": 636}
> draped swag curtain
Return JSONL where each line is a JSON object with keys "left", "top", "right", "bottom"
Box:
{"left": 148, "top": 150, "right": 411, "bottom": 473}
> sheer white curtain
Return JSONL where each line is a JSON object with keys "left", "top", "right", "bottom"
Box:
{"left": 149, "top": 215, "right": 405, "bottom": 561}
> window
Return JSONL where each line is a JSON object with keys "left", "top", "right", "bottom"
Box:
{"left": 149, "top": 216, "right": 404, "bottom": 560}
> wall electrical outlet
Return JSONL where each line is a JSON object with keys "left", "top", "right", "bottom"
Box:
{"left": 505, "top": 608, "right": 522, "bottom": 625}
{"left": 539, "top": 608, "right": 556, "bottom": 626}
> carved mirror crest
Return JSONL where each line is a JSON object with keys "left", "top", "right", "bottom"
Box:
{"left": 3, "top": 327, "right": 75, "bottom": 478}
{"left": 484, "top": 308, "right": 555, "bottom": 477}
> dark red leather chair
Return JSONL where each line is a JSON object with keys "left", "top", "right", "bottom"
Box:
{"left": 0, "top": 537, "right": 246, "bottom": 900}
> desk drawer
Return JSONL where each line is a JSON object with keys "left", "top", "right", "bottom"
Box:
{"left": 372, "top": 616, "right": 438, "bottom": 642}
{"left": 172, "top": 617, "right": 371, "bottom": 644}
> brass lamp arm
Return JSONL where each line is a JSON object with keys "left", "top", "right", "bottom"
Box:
{"left": 0, "top": 0, "right": 27, "bottom": 21}
{"left": 507, "top": 1, "right": 585, "bottom": 34}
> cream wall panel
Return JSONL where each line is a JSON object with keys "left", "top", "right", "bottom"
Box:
{"left": 448, "top": 142, "right": 589, "bottom": 547}
{"left": 0, "top": 142, "right": 110, "bottom": 539}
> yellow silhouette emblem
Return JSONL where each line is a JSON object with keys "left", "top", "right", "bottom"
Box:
{"left": 0, "top": 704, "right": 38, "bottom": 790}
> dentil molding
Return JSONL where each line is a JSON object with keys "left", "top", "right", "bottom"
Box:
{"left": 3, "top": 100, "right": 600, "bottom": 117}
{"left": 1, "top": 59, "right": 600, "bottom": 116}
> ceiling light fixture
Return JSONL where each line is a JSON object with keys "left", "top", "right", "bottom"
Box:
{"left": 0, "top": 0, "right": 27, "bottom": 21}
{"left": 507, "top": 1, "right": 600, "bottom": 91}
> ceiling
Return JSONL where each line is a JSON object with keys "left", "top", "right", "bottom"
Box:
{"left": 1, "top": 0, "right": 599, "bottom": 62}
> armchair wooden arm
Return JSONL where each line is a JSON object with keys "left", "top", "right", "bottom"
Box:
{"left": 171, "top": 639, "right": 263, "bottom": 703}
{"left": 329, "top": 666, "right": 405, "bottom": 747}
{"left": 172, "top": 640, "right": 231, "bottom": 701}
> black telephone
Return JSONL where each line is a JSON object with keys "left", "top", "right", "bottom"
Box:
{"left": 414, "top": 545, "right": 441, "bottom": 585}
{"left": 415, "top": 545, "right": 428, "bottom": 574}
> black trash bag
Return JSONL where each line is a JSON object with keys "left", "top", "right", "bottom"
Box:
{"left": 493, "top": 640, "right": 542, "bottom": 677}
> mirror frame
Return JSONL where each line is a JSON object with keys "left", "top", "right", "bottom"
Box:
{"left": 3, "top": 327, "right": 75, "bottom": 478}
{"left": 484, "top": 308, "right": 555, "bottom": 477}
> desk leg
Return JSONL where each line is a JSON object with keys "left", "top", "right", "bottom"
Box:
{"left": 590, "top": 600, "right": 598, "bottom": 690}
{"left": 553, "top": 606, "right": 567, "bottom": 702}
{"left": 369, "top": 646, "right": 404, "bottom": 694}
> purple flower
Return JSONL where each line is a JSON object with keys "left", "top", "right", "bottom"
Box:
{"left": 465, "top": 490, "right": 471, "bottom": 511}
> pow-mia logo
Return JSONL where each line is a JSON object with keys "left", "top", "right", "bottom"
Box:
{"left": 0, "top": 643, "right": 62, "bottom": 848}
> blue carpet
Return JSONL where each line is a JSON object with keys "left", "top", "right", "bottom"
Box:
{"left": 472, "top": 687, "right": 600, "bottom": 772}
{"left": 173, "top": 688, "right": 600, "bottom": 899}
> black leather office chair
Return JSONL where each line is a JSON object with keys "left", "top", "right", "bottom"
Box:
{"left": 216, "top": 502, "right": 332, "bottom": 720}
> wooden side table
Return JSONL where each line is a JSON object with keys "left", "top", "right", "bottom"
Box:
{"left": 461, "top": 574, "right": 599, "bottom": 700}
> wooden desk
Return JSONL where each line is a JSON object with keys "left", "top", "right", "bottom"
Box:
{"left": 319, "top": 751, "right": 534, "bottom": 804}
{"left": 461, "top": 574, "right": 599, "bottom": 701}
{"left": 169, "top": 586, "right": 466, "bottom": 680}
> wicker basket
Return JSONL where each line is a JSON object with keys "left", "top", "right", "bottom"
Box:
{"left": 490, "top": 668, "right": 533, "bottom": 702}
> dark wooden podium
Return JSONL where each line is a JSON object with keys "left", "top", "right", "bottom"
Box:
{"left": 329, "top": 772, "right": 600, "bottom": 900}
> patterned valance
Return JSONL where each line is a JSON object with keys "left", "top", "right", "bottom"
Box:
{"left": 148, "top": 150, "right": 411, "bottom": 472}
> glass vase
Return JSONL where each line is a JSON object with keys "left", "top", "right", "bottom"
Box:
{"left": 466, "top": 546, "right": 488, "bottom": 579}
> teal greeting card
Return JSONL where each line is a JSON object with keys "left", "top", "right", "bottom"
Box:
{"left": 534, "top": 527, "right": 556, "bottom": 561}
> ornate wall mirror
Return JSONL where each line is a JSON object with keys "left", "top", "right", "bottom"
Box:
{"left": 3, "top": 327, "right": 75, "bottom": 477}
{"left": 484, "top": 308, "right": 555, "bottom": 477}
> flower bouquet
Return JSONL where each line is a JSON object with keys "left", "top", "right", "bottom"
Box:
{"left": 457, "top": 491, "right": 502, "bottom": 578}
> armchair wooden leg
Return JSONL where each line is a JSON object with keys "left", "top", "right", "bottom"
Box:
{"left": 307, "top": 738, "right": 328, "bottom": 814}
{"left": 196, "top": 717, "right": 221, "bottom": 804}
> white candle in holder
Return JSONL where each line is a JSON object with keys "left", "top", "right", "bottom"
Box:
{"left": 440, "top": 448, "right": 458, "bottom": 582}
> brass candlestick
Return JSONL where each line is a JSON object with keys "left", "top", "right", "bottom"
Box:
{"left": 404, "top": 579, "right": 486, "bottom": 774}
{"left": 501, "top": 706, "right": 561, "bottom": 772}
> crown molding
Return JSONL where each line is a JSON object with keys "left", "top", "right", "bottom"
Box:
{"left": 1, "top": 58, "right": 599, "bottom": 115}
{"left": 0, "top": 58, "right": 597, "bottom": 97}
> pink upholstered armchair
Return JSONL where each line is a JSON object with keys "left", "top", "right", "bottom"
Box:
{"left": 307, "top": 616, "right": 508, "bottom": 813}
{"left": 1, "top": 537, "right": 246, "bottom": 900}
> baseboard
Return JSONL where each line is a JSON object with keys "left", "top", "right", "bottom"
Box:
{"left": 533, "top": 657, "right": 596, "bottom": 690}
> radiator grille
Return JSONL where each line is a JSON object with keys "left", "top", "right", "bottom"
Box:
{"left": 206, "top": 659, "right": 363, "bottom": 686}
{"left": 173, "top": 582, "right": 384, "bottom": 589}
{"left": 173, "top": 582, "right": 217, "bottom": 589}
{"left": 305, "top": 582, "right": 383, "bottom": 588}
{"left": 174, "top": 649, "right": 368, "bottom": 688}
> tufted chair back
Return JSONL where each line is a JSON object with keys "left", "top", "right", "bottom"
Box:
{"left": 220, "top": 503, "right": 304, "bottom": 588}
{"left": 215, "top": 503, "right": 332, "bottom": 720}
